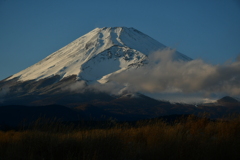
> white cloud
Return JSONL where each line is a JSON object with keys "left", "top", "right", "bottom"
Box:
{"left": 63, "top": 49, "right": 240, "bottom": 103}
{"left": 109, "top": 49, "right": 240, "bottom": 96}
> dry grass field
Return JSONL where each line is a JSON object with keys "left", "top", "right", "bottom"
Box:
{"left": 0, "top": 115, "right": 240, "bottom": 160}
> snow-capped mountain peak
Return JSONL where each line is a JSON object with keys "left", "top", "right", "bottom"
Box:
{"left": 7, "top": 27, "right": 191, "bottom": 82}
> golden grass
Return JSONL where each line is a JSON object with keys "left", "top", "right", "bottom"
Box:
{"left": 1, "top": 116, "right": 240, "bottom": 160}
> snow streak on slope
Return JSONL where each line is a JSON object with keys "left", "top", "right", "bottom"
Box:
{"left": 79, "top": 46, "right": 147, "bottom": 83}
{"left": 7, "top": 27, "right": 191, "bottom": 82}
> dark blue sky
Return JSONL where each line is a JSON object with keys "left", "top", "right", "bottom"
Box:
{"left": 0, "top": 0, "right": 240, "bottom": 80}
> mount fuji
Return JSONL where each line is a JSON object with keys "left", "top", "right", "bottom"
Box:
{"left": 1, "top": 27, "right": 240, "bottom": 124}
{"left": 0, "top": 27, "right": 191, "bottom": 106}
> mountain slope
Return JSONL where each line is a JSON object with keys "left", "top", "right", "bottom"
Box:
{"left": 0, "top": 27, "right": 192, "bottom": 106}
{"left": 6, "top": 27, "right": 191, "bottom": 83}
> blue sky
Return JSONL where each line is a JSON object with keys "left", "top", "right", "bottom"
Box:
{"left": 0, "top": 0, "right": 240, "bottom": 81}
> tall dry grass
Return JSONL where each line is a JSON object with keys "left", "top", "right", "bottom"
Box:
{"left": 0, "top": 115, "right": 240, "bottom": 160}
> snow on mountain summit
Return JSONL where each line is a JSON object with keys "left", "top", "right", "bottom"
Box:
{"left": 7, "top": 27, "right": 191, "bottom": 82}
